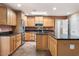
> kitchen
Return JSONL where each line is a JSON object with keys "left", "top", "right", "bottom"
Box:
{"left": 0, "top": 3, "right": 79, "bottom": 56}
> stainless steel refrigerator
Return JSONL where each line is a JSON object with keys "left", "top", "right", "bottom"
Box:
{"left": 55, "top": 19, "right": 68, "bottom": 39}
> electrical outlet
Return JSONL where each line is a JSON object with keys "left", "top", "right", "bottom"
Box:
{"left": 69, "top": 44, "right": 75, "bottom": 50}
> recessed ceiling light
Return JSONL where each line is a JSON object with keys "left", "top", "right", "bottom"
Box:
{"left": 53, "top": 7, "right": 56, "bottom": 10}
{"left": 17, "top": 4, "right": 21, "bottom": 7}
{"left": 67, "top": 12, "right": 71, "bottom": 15}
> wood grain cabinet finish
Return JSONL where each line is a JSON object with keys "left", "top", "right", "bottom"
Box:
{"left": 16, "top": 34, "right": 21, "bottom": 48}
{"left": 27, "top": 16, "right": 55, "bottom": 27}
{"left": 0, "top": 34, "right": 21, "bottom": 56}
{"left": 25, "top": 32, "right": 31, "bottom": 41}
{"left": 35, "top": 16, "right": 43, "bottom": 23}
{"left": 57, "top": 40, "right": 79, "bottom": 56}
{"left": 0, "top": 6, "right": 16, "bottom": 26}
{"left": 48, "top": 36, "right": 79, "bottom": 56}
{"left": 48, "top": 36, "right": 57, "bottom": 56}
{"left": 43, "top": 17, "right": 55, "bottom": 27}
{"left": 36, "top": 34, "right": 48, "bottom": 50}
{"left": 0, "top": 6, "right": 7, "bottom": 25}
{"left": 27, "top": 16, "right": 35, "bottom": 27}
{"left": 0, "top": 36, "right": 10, "bottom": 56}
{"left": 10, "top": 35, "right": 17, "bottom": 54}
{"left": 25, "top": 32, "right": 35, "bottom": 41}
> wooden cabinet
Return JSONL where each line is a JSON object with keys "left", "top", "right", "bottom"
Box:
{"left": 0, "top": 6, "right": 7, "bottom": 25}
{"left": 0, "top": 6, "right": 16, "bottom": 26}
{"left": 26, "top": 16, "right": 55, "bottom": 27}
{"left": 25, "top": 32, "right": 31, "bottom": 41}
{"left": 0, "top": 34, "right": 21, "bottom": 56}
{"left": 43, "top": 17, "right": 55, "bottom": 27}
{"left": 25, "top": 32, "right": 35, "bottom": 41}
{"left": 10, "top": 35, "right": 16, "bottom": 54}
{"left": 36, "top": 35, "right": 42, "bottom": 49}
{"left": 31, "top": 32, "right": 36, "bottom": 41}
{"left": 10, "top": 34, "right": 21, "bottom": 55}
{"left": 48, "top": 36, "right": 57, "bottom": 56}
{"left": 27, "top": 16, "right": 35, "bottom": 27}
{"left": 0, "top": 36, "right": 10, "bottom": 56}
{"left": 7, "top": 8, "right": 16, "bottom": 26}
{"left": 35, "top": 16, "right": 43, "bottom": 23}
{"left": 16, "top": 34, "right": 21, "bottom": 48}
{"left": 36, "top": 34, "right": 48, "bottom": 50}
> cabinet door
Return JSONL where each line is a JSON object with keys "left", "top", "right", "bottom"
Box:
{"left": 48, "top": 36, "right": 50, "bottom": 49}
{"left": 35, "top": 16, "right": 43, "bottom": 23}
{"left": 30, "top": 32, "right": 35, "bottom": 41}
{"left": 14, "top": 37, "right": 16, "bottom": 50}
{"left": 36, "top": 35, "right": 42, "bottom": 50}
{"left": 16, "top": 34, "right": 21, "bottom": 48}
{"left": 25, "top": 32, "right": 31, "bottom": 41}
{"left": 27, "top": 16, "right": 35, "bottom": 27}
{"left": 7, "top": 8, "right": 16, "bottom": 26}
{"left": 12, "top": 11, "right": 16, "bottom": 26}
{"left": 10, "top": 37, "right": 14, "bottom": 53}
{"left": 43, "top": 17, "right": 54, "bottom": 27}
{"left": 0, "top": 37, "right": 10, "bottom": 56}
{"left": 42, "top": 35, "right": 48, "bottom": 50}
{"left": 0, "top": 7, "right": 7, "bottom": 25}
{"left": 7, "top": 8, "right": 12, "bottom": 25}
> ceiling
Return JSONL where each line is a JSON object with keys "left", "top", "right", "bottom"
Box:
{"left": 4, "top": 3, "right": 79, "bottom": 16}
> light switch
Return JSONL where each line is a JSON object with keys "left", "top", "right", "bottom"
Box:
{"left": 69, "top": 44, "right": 75, "bottom": 50}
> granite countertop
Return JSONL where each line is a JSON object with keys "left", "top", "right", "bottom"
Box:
{"left": 0, "top": 32, "right": 20, "bottom": 36}
{"left": 36, "top": 33, "right": 48, "bottom": 35}
{"left": 36, "top": 33, "right": 79, "bottom": 40}
{"left": 49, "top": 35, "right": 79, "bottom": 40}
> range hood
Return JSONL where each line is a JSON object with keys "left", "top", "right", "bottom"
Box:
{"left": 35, "top": 22, "right": 43, "bottom": 26}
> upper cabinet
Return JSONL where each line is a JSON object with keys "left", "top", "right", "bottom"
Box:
{"left": 43, "top": 17, "right": 55, "bottom": 27}
{"left": 35, "top": 16, "right": 43, "bottom": 23}
{"left": 27, "top": 16, "right": 35, "bottom": 27}
{"left": 0, "top": 6, "right": 16, "bottom": 26}
{"left": 7, "top": 8, "right": 16, "bottom": 26}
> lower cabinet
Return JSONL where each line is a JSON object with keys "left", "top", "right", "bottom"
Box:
{"left": 10, "top": 35, "right": 17, "bottom": 54}
{"left": 0, "top": 34, "right": 22, "bottom": 56}
{"left": 16, "top": 34, "right": 21, "bottom": 48}
{"left": 48, "top": 36, "right": 57, "bottom": 56}
{"left": 36, "top": 34, "right": 48, "bottom": 50}
{"left": 0, "top": 36, "right": 10, "bottom": 56}
{"left": 25, "top": 32, "right": 36, "bottom": 41}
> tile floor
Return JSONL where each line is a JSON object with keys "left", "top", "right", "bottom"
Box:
{"left": 12, "top": 42, "right": 51, "bottom": 56}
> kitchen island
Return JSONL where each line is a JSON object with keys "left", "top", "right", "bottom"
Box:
{"left": 36, "top": 33, "right": 79, "bottom": 56}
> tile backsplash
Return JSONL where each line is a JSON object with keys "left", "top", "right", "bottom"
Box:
{"left": 0, "top": 26, "right": 12, "bottom": 32}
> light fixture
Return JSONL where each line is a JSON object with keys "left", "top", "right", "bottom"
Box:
{"left": 67, "top": 12, "right": 71, "bottom": 15}
{"left": 31, "top": 11, "right": 47, "bottom": 15}
{"left": 53, "top": 7, "right": 56, "bottom": 10}
{"left": 17, "top": 4, "right": 21, "bottom": 7}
